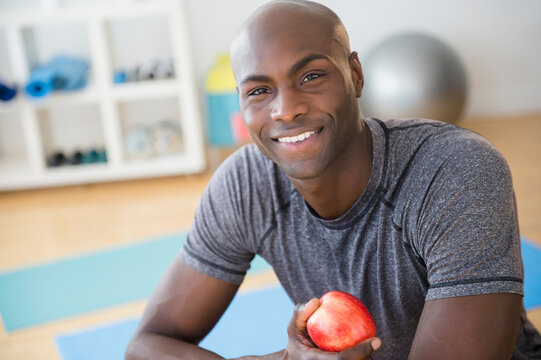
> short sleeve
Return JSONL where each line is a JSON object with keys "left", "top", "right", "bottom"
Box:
{"left": 415, "top": 133, "right": 524, "bottom": 300}
{"left": 180, "top": 149, "right": 257, "bottom": 285}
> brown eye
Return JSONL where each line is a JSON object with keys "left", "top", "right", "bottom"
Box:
{"left": 248, "top": 87, "right": 270, "bottom": 96}
{"left": 301, "top": 73, "right": 322, "bottom": 84}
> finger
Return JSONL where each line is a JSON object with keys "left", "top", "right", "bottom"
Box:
{"left": 341, "top": 337, "right": 382, "bottom": 359}
{"left": 296, "top": 298, "right": 322, "bottom": 347}
{"left": 287, "top": 298, "right": 320, "bottom": 345}
{"left": 287, "top": 298, "right": 320, "bottom": 332}
{"left": 296, "top": 298, "right": 321, "bottom": 330}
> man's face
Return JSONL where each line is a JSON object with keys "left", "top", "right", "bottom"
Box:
{"left": 232, "top": 11, "right": 363, "bottom": 181}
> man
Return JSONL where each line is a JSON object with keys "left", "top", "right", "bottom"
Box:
{"left": 126, "top": 1, "right": 541, "bottom": 359}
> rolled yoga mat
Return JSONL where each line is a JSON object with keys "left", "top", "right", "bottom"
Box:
{"left": 25, "top": 55, "right": 89, "bottom": 98}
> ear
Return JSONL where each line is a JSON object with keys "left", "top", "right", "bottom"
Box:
{"left": 349, "top": 51, "right": 364, "bottom": 98}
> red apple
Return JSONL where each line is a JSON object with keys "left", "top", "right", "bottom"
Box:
{"left": 306, "top": 290, "right": 376, "bottom": 352}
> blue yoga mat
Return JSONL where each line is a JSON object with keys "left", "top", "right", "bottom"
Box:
{"left": 1, "top": 235, "right": 540, "bottom": 334}
{"left": 0, "top": 232, "right": 271, "bottom": 332}
{"left": 56, "top": 318, "right": 139, "bottom": 360}
{"left": 53, "top": 237, "right": 541, "bottom": 360}
{"left": 522, "top": 239, "right": 541, "bottom": 309}
{"left": 55, "top": 285, "right": 293, "bottom": 360}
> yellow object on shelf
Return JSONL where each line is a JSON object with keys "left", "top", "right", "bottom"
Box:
{"left": 205, "top": 54, "right": 237, "bottom": 94}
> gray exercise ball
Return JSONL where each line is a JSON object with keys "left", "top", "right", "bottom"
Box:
{"left": 359, "top": 32, "right": 467, "bottom": 124}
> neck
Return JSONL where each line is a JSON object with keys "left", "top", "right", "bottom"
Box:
{"left": 290, "top": 120, "right": 373, "bottom": 220}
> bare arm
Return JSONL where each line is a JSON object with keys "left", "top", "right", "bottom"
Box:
{"left": 409, "top": 293, "right": 522, "bottom": 360}
{"left": 125, "top": 256, "right": 241, "bottom": 359}
{"left": 125, "top": 255, "right": 380, "bottom": 360}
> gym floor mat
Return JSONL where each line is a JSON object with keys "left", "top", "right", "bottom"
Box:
{"left": 1, "top": 236, "right": 539, "bottom": 334}
{"left": 522, "top": 239, "right": 541, "bottom": 310}
{"left": 55, "top": 285, "right": 293, "bottom": 359}
{"left": 0, "top": 232, "right": 271, "bottom": 332}
{"left": 54, "top": 236, "right": 541, "bottom": 360}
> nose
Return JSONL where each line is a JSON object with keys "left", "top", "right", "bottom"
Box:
{"left": 270, "top": 87, "right": 309, "bottom": 122}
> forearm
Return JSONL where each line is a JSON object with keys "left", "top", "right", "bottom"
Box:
{"left": 234, "top": 351, "right": 284, "bottom": 360}
{"left": 126, "top": 331, "right": 223, "bottom": 360}
{"left": 126, "top": 331, "right": 285, "bottom": 360}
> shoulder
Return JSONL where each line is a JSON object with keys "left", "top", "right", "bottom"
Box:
{"left": 210, "top": 144, "right": 274, "bottom": 192}
{"left": 381, "top": 118, "right": 516, "bottom": 247}
{"left": 374, "top": 118, "right": 510, "bottom": 179}
{"left": 425, "top": 122, "right": 511, "bottom": 184}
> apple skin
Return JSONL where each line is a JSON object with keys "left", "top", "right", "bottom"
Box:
{"left": 306, "top": 291, "right": 376, "bottom": 352}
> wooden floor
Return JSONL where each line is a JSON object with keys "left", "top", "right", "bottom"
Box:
{"left": 0, "top": 114, "right": 540, "bottom": 359}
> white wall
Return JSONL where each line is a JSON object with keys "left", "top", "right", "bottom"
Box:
{"left": 185, "top": 0, "right": 541, "bottom": 118}
{"left": 2, "top": 0, "right": 541, "bottom": 118}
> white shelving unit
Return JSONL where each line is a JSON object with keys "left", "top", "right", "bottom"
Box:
{"left": 0, "top": 0, "right": 206, "bottom": 191}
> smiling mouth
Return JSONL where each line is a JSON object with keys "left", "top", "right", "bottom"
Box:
{"left": 274, "top": 128, "right": 322, "bottom": 143}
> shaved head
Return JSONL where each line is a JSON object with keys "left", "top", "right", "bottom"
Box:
{"left": 243, "top": 0, "right": 349, "bottom": 50}
{"left": 231, "top": 0, "right": 352, "bottom": 83}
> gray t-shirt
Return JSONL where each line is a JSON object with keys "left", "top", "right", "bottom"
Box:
{"left": 181, "top": 117, "right": 540, "bottom": 359}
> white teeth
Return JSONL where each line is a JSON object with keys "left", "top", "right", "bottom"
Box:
{"left": 277, "top": 130, "right": 317, "bottom": 143}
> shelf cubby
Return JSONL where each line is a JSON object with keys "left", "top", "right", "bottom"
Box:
{"left": 0, "top": 0, "right": 205, "bottom": 191}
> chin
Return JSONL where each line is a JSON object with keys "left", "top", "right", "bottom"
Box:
{"left": 254, "top": 138, "right": 334, "bottom": 181}
{"left": 280, "top": 160, "right": 330, "bottom": 181}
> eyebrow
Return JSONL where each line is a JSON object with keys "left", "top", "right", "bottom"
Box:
{"left": 239, "top": 53, "right": 329, "bottom": 86}
{"left": 240, "top": 74, "right": 273, "bottom": 86}
{"left": 289, "top": 53, "right": 329, "bottom": 77}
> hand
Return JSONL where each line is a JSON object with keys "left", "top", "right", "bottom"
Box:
{"left": 282, "top": 298, "right": 381, "bottom": 360}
